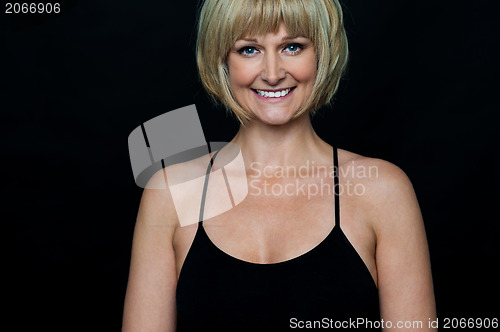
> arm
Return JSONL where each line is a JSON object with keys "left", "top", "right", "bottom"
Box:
{"left": 122, "top": 176, "right": 179, "bottom": 331}
{"left": 370, "top": 161, "right": 436, "bottom": 331}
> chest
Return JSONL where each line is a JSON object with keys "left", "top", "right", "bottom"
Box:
{"left": 173, "top": 190, "right": 377, "bottom": 283}
{"left": 203, "top": 194, "right": 335, "bottom": 262}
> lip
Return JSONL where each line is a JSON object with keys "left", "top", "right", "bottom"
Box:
{"left": 253, "top": 87, "right": 294, "bottom": 92}
{"left": 251, "top": 87, "right": 296, "bottom": 103}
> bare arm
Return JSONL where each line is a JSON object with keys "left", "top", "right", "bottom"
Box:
{"left": 122, "top": 178, "right": 179, "bottom": 331}
{"left": 370, "top": 161, "right": 436, "bottom": 331}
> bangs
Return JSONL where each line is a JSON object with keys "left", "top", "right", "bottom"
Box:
{"left": 223, "top": 0, "right": 319, "bottom": 50}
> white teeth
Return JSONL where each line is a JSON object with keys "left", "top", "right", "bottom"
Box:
{"left": 256, "top": 88, "right": 292, "bottom": 98}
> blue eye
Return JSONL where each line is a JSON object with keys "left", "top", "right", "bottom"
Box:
{"left": 240, "top": 47, "right": 257, "bottom": 55}
{"left": 285, "top": 43, "right": 302, "bottom": 54}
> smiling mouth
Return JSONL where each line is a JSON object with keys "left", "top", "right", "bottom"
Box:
{"left": 252, "top": 87, "right": 296, "bottom": 98}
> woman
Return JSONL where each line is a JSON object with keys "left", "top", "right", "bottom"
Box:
{"left": 123, "top": 0, "right": 436, "bottom": 330}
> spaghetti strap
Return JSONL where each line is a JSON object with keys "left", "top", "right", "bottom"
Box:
{"left": 333, "top": 147, "right": 341, "bottom": 228}
{"left": 198, "top": 150, "right": 220, "bottom": 225}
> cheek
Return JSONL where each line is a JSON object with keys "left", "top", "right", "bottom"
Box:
{"left": 228, "top": 58, "right": 258, "bottom": 88}
{"left": 293, "top": 60, "right": 317, "bottom": 83}
{"left": 288, "top": 49, "right": 318, "bottom": 84}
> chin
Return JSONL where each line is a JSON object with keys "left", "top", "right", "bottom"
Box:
{"left": 255, "top": 112, "right": 295, "bottom": 126}
{"left": 251, "top": 106, "right": 298, "bottom": 126}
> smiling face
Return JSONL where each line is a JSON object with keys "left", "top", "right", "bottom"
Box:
{"left": 226, "top": 23, "right": 317, "bottom": 126}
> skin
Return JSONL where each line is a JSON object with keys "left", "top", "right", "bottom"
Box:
{"left": 123, "top": 23, "right": 437, "bottom": 331}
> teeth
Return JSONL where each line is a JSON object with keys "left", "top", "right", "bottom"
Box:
{"left": 256, "top": 88, "right": 292, "bottom": 98}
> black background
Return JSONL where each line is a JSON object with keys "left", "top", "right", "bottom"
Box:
{"left": 2, "top": 0, "right": 498, "bottom": 330}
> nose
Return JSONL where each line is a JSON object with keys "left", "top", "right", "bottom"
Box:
{"left": 261, "top": 52, "right": 285, "bottom": 85}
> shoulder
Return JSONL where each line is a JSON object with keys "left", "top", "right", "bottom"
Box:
{"left": 337, "top": 149, "right": 421, "bottom": 233}
{"left": 337, "top": 148, "right": 413, "bottom": 191}
{"left": 137, "top": 151, "right": 217, "bottom": 230}
{"left": 136, "top": 169, "right": 179, "bottom": 232}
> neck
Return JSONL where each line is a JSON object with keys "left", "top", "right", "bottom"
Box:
{"left": 230, "top": 113, "right": 331, "bottom": 168}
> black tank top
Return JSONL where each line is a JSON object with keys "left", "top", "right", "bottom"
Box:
{"left": 176, "top": 148, "right": 380, "bottom": 331}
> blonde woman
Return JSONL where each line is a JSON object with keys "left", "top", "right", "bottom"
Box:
{"left": 123, "top": 0, "right": 436, "bottom": 330}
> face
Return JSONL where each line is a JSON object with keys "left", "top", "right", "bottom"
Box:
{"left": 226, "top": 23, "right": 317, "bottom": 126}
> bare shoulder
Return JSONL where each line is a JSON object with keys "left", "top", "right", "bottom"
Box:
{"left": 137, "top": 151, "right": 218, "bottom": 230}
{"left": 136, "top": 169, "right": 178, "bottom": 230}
{"left": 338, "top": 148, "right": 413, "bottom": 189}
{"left": 337, "top": 149, "right": 421, "bottom": 232}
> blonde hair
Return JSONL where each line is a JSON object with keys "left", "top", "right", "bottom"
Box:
{"left": 196, "top": 0, "right": 349, "bottom": 124}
